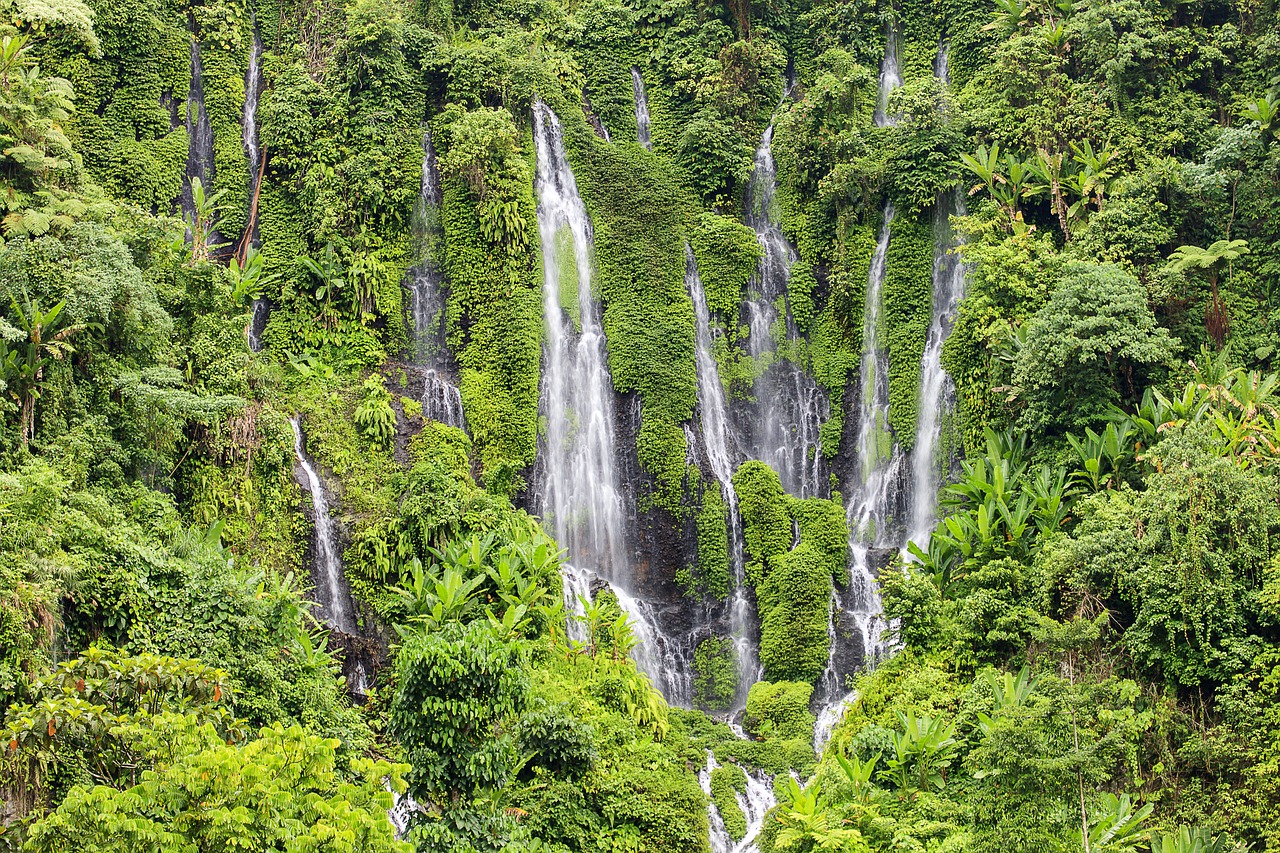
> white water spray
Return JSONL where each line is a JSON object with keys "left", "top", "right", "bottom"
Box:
{"left": 631, "top": 67, "right": 652, "bottom": 150}
{"left": 290, "top": 417, "right": 356, "bottom": 634}
{"left": 743, "top": 124, "right": 828, "bottom": 499}
{"left": 533, "top": 100, "right": 681, "bottom": 699}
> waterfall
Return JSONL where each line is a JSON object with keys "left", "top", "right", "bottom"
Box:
{"left": 825, "top": 207, "right": 900, "bottom": 700}
{"left": 933, "top": 39, "right": 950, "bottom": 84}
{"left": 243, "top": 31, "right": 263, "bottom": 196}
{"left": 814, "top": 690, "right": 856, "bottom": 751}
{"left": 686, "top": 247, "right": 758, "bottom": 705}
{"left": 907, "top": 193, "right": 966, "bottom": 551}
{"left": 532, "top": 100, "right": 682, "bottom": 700}
{"left": 631, "top": 67, "right": 652, "bottom": 150}
{"left": 405, "top": 130, "right": 467, "bottom": 431}
{"left": 180, "top": 39, "right": 217, "bottom": 228}
{"left": 700, "top": 750, "right": 778, "bottom": 853}
{"left": 814, "top": 24, "right": 909, "bottom": 745}
{"left": 247, "top": 299, "right": 268, "bottom": 353}
{"left": 290, "top": 417, "right": 357, "bottom": 634}
{"left": 243, "top": 30, "right": 267, "bottom": 352}
{"left": 743, "top": 124, "right": 828, "bottom": 499}
{"left": 874, "top": 22, "right": 903, "bottom": 128}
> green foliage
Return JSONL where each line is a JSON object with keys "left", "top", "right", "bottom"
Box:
{"left": 734, "top": 461, "right": 843, "bottom": 683}
{"left": 353, "top": 372, "right": 396, "bottom": 447}
{"left": 1011, "top": 262, "right": 1177, "bottom": 433}
{"left": 745, "top": 681, "right": 815, "bottom": 741}
{"left": 23, "top": 716, "right": 410, "bottom": 853}
{"left": 692, "top": 636, "right": 738, "bottom": 712}
{"left": 390, "top": 619, "right": 529, "bottom": 801}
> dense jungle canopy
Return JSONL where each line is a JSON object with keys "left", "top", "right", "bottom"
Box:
{"left": 1, "top": 0, "right": 1279, "bottom": 848}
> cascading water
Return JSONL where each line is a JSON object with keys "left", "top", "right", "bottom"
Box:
{"left": 700, "top": 751, "right": 778, "bottom": 853}
{"left": 290, "top": 417, "right": 357, "bottom": 634}
{"left": 743, "top": 124, "right": 828, "bottom": 499}
{"left": 406, "top": 130, "right": 466, "bottom": 430}
{"left": 243, "top": 31, "right": 263, "bottom": 196}
{"left": 686, "top": 247, "right": 758, "bottom": 705}
{"left": 243, "top": 31, "right": 268, "bottom": 353}
{"left": 933, "top": 39, "right": 950, "bottom": 83}
{"left": 907, "top": 192, "right": 966, "bottom": 550}
{"left": 631, "top": 67, "right": 652, "bottom": 150}
{"left": 825, "top": 207, "right": 900, "bottom": 699}
{"left": 532, "top": 100, "right": 684, "bottom": 701}
{"left": 906, "top": 43, "right": 966, "bottom": 550}
{"left": 815, "top": 28, "right": 907, "bottom": 740}
{"left": 873, "top": 22, "right": 903, "bottom": 127}
{"left": 181, "top": 39, "right": 217, "bottom": 230}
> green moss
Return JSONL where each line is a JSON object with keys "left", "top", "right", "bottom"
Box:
{"left": 758, "top": 543, "right": 832, "bottom": 683}
{"left": 693, "top": 636, "right": 739, "bottom": 712}
{"left": 557, "top": 107, "right": 697, "bottom": 515}
{"left": 732, "top": 461, "right": 792, "bottom": 587}
{"left": 733, "top": 463, "right": 842, "bottom": 684}
{"left": 692, "top": 482, "right": 731, "bottom": 602}
{"left": 883, "top": 213, "right": 934, "bottom": 452}
{"left": 709, "top": 764, "right": 748, "bottom": 841}
{"left": 439, "top": 171, "right": 542, "bottom": 496}
{"left": 49, "top": 0, "right": 191, "bottom": 213}
{"left": 688, "top": 211, "right": 762, "bottom": 324}
{"left": 744, "top": 680, "right": 816, "bottom": 741}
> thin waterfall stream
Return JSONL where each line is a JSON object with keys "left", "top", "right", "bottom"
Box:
{"left": 244, "top": 30, "right": 267, "bottom": 352}
{"left": 907, "top": 190, "right": 966, "bottom": 551}
{"left": 291, "top": 417, "right": 357, "bottom": 635}
{"left": 743, "top": 123, "right": 828, "bottom": 499}
{"left": 407, "top": 130, "right": 466, "bottom": 429}
{"left": 701, "top": 749, "right": 778, "bottom": 853}
{"left": 181, "top": 39, "right": 217, "bottom": 236}
{"left": 532, "top": 100, "right": 687, "bottom": 703}
{"left": 631, "top": 67, "right": 652, "bottom": 149}
{"left": 686, "top": 246, "right": 758, "bottom": 706}
{"left": 815, "top": 26, "right": 907, "bottom": 745}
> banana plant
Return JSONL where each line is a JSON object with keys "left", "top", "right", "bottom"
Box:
{"left": 1241, "top": 92, "right": 1278, "bottom": 149}
{"left": 1079, "top": 793, "right": 1152, "bottom": 853}
{"left": 392, "top": 563, "right": 485, "bottom": 634}
{"left": 1065, "top": 421, "right": 1135, "bottom": 493}
{"left": 184, "top": 176, "right": 227, "bottom": 265}
{"left": 1, "top": 297, "right": 87, "bottom": 449}
{"left": 835, "top": 751, "right": 882, "bottom": 807}
{"left": 1150, "top": 826, "right": 1251, "bottom": 853}
{"left": 880, "top": 711, "right": 960, "bottom": 795}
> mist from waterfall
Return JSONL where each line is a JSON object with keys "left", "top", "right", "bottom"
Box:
{"left": 533, "top": 100, "right": 682, "bottom": 701}
{"left": 291, "top": 417, "right": 357, "bottom": 634}
{"left": 743, "top": 124, "right": 828, "bottom": 499}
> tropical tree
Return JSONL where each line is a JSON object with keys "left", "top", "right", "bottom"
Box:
{"left": 390, "top": 620, "right": 528, "bottom": 805}
{"left": 0, "top": 297, "right": 84, "bottom": 448}
{"left": 183, "top": 176, "right": 226, "bottom": 265}
{"left": 1166, "top": 240, "right": 1249, "bottom": 348}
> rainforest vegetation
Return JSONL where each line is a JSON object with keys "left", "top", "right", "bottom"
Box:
{"left": 1, "top": 0, "right": 1279, "bottom": 848}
